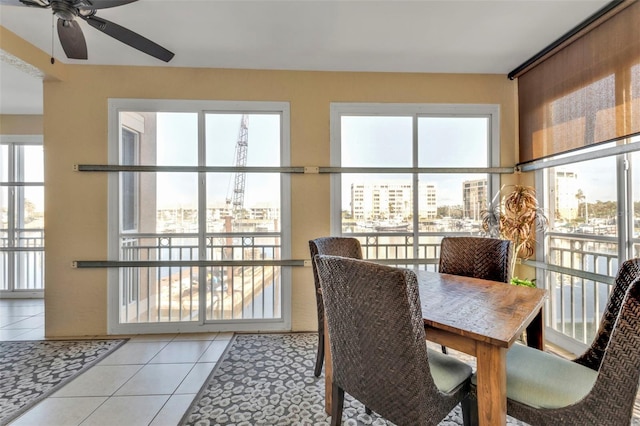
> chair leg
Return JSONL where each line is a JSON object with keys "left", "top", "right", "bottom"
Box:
{"left": 330, "top": 384, "right": 344, "bottom": 426}
{"left": 314, "top": 328, "right": 325, "bottom": 377}
{"left": 461, "top": 394, "right": 478, "bottom": 426}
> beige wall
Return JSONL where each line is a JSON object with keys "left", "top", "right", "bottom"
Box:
{"left": 3, "top": 29, "right": 519, "bottom": 337}
{"left": 0, "top": 115, "right": 43, "bottom": 134}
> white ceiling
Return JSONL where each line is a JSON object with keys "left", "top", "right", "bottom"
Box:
{"left": 0, "top": 0, "right": 611, "bottom": 115}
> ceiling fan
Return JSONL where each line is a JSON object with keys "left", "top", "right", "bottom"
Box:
{"left": 0, "top": 0, "right": 174, "bottom": 62}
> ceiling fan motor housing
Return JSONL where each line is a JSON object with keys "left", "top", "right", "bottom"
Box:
{"left": 51, "top": 1, "right": 78, "bottom": 22}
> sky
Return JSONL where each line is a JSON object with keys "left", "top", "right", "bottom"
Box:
{"left": 340, "top": 115, "right": 489, "bottom": 207}
{"left": 152, "top": 113, "right": 491, "bottom": 210}
{"left": 556, "top": 158, "right": 615, "bottom": 203}
{"left": 154, "top": 112, "right": 280, "bottom": 210}
{"left": 0, "top": 144, "right": 45, "bottom": 213}
{"left": 140, "top": 111, "right": 629, "bottom": 211}
{"left": 2, "top": 108, "right": 635, "bottom": 229}
{"left": 552, "top": 141, "right": 629, "bottom": 203}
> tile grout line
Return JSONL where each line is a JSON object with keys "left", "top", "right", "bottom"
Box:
{"left": 0, "top": 300, "right": 231, "bottom": 426}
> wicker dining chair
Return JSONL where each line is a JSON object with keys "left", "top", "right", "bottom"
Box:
{"left": 438, "top": 236, "right": 513, "bottom": 283}
{"left": 438, "top": 236, "right": 513, "bottom": 353}
{"left": 314, "top": 254, "right": 473, "bottom": 426}
{"left": 470, "top": 257, "right": 640, "bottom": 426}
{"left": 308, "top": 237, "right": 363, "bottom": 377}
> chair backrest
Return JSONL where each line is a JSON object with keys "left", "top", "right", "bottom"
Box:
{"left": 314, "top": 254, "right": 441, "bottom": 425}
{"left": 512, "top": 261, "right": 640, "bottom": 425}
{"left": 438, "top": 236, "right": 513, "bottom": 283}
{"left": 309, "top": 237, "right": 363, "bottom": 296}
{"left": 574, "top": 257, "right": 640, "bottom": 371}
{"left": 584, "top": 272, "right": 640, "bottom": 423}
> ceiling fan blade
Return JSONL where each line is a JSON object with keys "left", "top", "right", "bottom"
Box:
{"left": 57, "top": 18, "right": 88, "bottom": 59}
{"left": 79, "top": 0, "right": 138, "bottom": 10}
{"left": 0, "top": 0, "right": 50, "bottom": 7}
{"left": 80, "top": 14, "right": 174, "bottom": 62}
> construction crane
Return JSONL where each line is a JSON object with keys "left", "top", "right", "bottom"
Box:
{"left": 226, "top": 114, "right": 249, "bottom": 221}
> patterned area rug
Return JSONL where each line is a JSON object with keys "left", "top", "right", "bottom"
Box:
{"left": 181, "top": 333, "right": 527, "bottom": 426}
{"left": 0, "top": 339, "right": 127, "bottom": 426}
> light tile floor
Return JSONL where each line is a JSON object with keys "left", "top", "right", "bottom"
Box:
{"left": 0, "top": 298, "right": 232, "bottom": 426}
{"left": 3, "top": 299, "right": 640, "bottom": 425}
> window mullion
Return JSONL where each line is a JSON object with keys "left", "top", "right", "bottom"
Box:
{"left": 412, "top": 114, "right": 419, "bottom": 267}
{"left": 617, "top": 153, "right": 630, "bottom": 262}
{"left": 7, "top": 144, "right": 16, "bottom": 247}
{"left": 198, "top": 110, "right": 207, "bottom": 324}
{"left": 15, "top": 148, "right": 25, "bottom": 243}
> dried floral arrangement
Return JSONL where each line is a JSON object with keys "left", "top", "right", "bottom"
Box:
{"left": 481, "top": 185, "right": 548, "bottom": 286}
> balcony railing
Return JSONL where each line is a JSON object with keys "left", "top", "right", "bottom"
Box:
{"left": 350, "top": 230, "right": 624, "bottom": 348}
{"left": 0, "top": 229, "right": 45, "bottom": 292}
{"left": 3, "top": 226, "right": 630, "bottom": 348}
{"left": 542, "top": 232, "right": 619, "bottom": 346}
{"left": 118, "top": 233, "right": 282, "bottom": 324}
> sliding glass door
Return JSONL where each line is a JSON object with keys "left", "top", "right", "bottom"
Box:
{"left": 0, "top": 136, "right": 44, "bottom": 295}
{"left": 537, "top": 140, "right": 639, "bottom": 351}
{"left": 108, "top": 100, "right": 291, "bottom": 334}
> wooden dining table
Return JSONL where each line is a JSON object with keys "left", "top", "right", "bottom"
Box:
{"left": 323, "top": 269, "right": 547, "bottom": 426}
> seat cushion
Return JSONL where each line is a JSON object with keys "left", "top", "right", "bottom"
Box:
{"left": 427, "top": 348, "right": 473, "bottom": 394}
{"left": 472, "top": 343, "right": 598, "bottom": 409}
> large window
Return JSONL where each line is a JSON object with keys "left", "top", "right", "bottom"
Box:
{"left": 108, "top": 100, "right": 290, "bottom": 334}
{"left": 331, "top": 103, "right": 501, "bottom": 268}
{"left": 537, "top": 140, "right": 639, "bottom": 351}
{"left": 0, "top": 136, "right": 44, "bottom": 294}
{"left": 513, "top": 2, "right": 639, "bottom": 353}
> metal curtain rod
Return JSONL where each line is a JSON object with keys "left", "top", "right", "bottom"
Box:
{"left": 75, "top": 164, "right": 515, "bottom": 174}
{"left": 507, "top": 0, "right": 626, "bottom": 80}
{"left": 515, "top": 132, "right": 640, "bottom": 172}
{"left": 72, "top": 258, "right": 438, "bottom": 269}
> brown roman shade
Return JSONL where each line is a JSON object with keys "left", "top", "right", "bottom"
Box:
{"left": 516, "top": 0, "right": 640, "bottom": 164}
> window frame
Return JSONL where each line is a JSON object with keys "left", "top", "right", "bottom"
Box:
{"left": 329, "top": 102, "right": 503, "bottom": 264}
{"left": 532, "top": 140, "right": 640, "bottom": 353}
{"left": 0, "top": 135, "right": 45, "bottom": 295}
{"left": 107, "top": 99, "right": 291, "bottom": 334}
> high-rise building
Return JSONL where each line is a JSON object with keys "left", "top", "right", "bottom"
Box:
{"left": 555, "top": 169, "right": 580, "bottom": 220}
{"left": 350, "top": 182, "right": 436, "bottom": 220}
{"left": 463, "top": 179, "right": 487, "bottom": 220}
